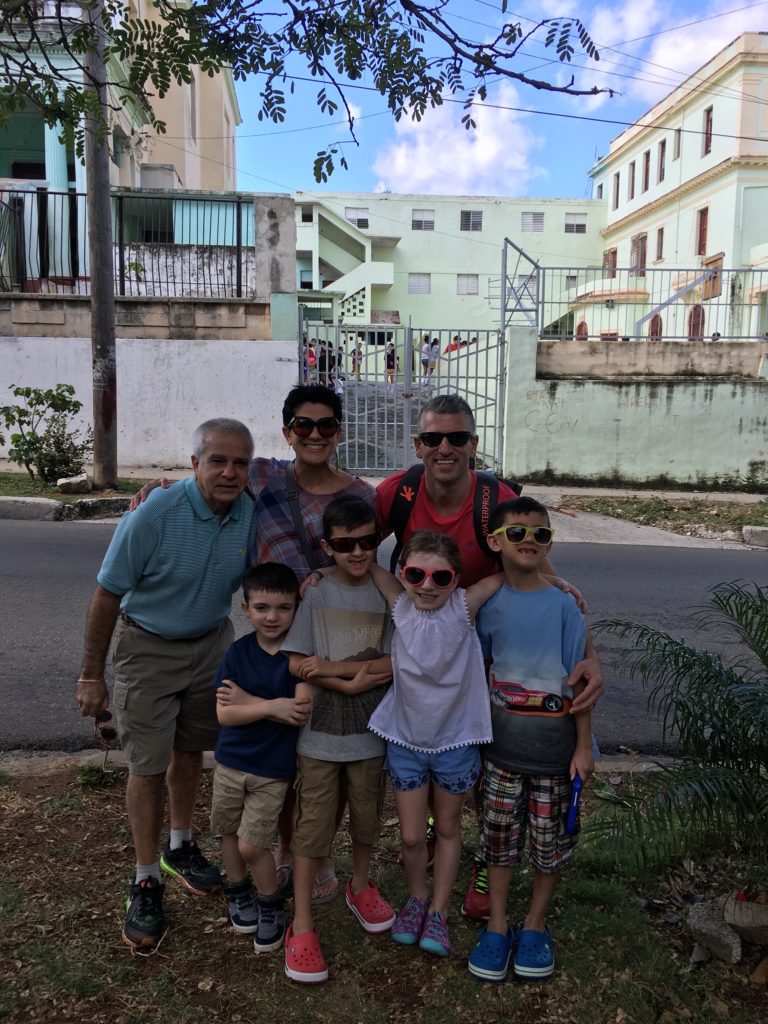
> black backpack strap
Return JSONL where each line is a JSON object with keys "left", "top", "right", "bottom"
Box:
{"left": 473, "top": 472, "right": 524, "bottom": 559}
{"left": 285, "top": 462, "right": 320, "bottom": 572}
{"left": 387, "top": 464, "right": 425, "bottom": 571}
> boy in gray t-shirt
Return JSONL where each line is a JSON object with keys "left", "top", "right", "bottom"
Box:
{"left": 281, "top": 495, "right": 395, "bottom": 984}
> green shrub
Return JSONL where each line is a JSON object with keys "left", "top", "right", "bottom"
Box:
{"left": 589, "top": 582, "right": 768, "bottom": 866}
{"left": 0, "top": 384, "right": 93, "bottom": 483}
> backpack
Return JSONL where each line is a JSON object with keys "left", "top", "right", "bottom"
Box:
{"left": 387, "top": 464, "right": 523, "bottom": 571}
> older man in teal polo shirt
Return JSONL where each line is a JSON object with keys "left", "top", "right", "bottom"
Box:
{"left": 75, "top": 418, "right": 255, "bottom": 950}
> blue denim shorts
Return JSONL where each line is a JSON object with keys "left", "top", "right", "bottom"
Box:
{"left": 385, "top": 742, "right": 481, "bottom": 795}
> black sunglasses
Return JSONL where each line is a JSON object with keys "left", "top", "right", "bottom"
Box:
{"left": 402, "top": 565, "right": 457, "bottom": 588}
{"left": 288, "top": 416, "right": 340, "bottom": 438}
{"left": 325, "top": 532, "right": 379, "bottom": 553}
{"left": 417, "top": 431, "right": 473, "bottom": 448}
{"left": 95, "top": 709, "right": 117, "bottom": 747}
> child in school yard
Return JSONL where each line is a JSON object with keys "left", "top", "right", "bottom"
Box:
{"left": 467, "top": 496, "right": 592, "bottom": 983}
{"left": 282, "top": 494, "right": 395, "bottom": 984}
{"left": 210, "top": 564, "right": 310, "bottom": 953}
{"left": 367, "top": 531, "right": 502, "bottom": 958}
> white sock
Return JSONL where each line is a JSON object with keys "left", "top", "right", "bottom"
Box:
{"left": 135, "top": 862, "right": 161, "bottom": 884}
{"left": 170, "top": 828, "right": 192, "bottom": 850}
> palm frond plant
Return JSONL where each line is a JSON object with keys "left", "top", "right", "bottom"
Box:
{"left": 587, "top": 581, "right": 768, "bottom": 867}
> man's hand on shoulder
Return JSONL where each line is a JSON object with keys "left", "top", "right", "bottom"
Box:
{"left": 568, "top": 656, "right": 604, "bottom": 713}
{"left": 128, "top": 477, "right": 170, "bottom": 512}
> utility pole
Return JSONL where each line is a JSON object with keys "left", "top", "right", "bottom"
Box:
{"left": 84, "top": 0, "right": 117, "bottom": 488}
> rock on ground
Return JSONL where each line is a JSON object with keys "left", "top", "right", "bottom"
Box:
{"left": 688, "top": 902, "right": 742, "bottom": 964}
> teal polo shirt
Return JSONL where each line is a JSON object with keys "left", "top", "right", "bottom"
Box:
{"left": 97, "top": 478, "right": 255, "bottom": 640}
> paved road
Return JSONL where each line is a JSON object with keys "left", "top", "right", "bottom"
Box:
{"left": 1, "top": 519, "right": 766, "bottom": 754}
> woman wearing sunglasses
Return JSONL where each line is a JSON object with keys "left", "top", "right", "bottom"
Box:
{"left": 248, "top": 384, "right": 375, "bottom": 579}
{"left": 366, "top": 531, "right": 503, "bottom": 959}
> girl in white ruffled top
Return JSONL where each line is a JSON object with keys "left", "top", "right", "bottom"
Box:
{"left": 368, "top": 531, "right": 503, "bottom": 959}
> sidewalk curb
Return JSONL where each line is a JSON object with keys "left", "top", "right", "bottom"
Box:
{"left": 0, "top": 495, "right": 129, "bottom": 520}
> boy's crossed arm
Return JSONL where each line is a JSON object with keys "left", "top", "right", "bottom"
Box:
{"left": 216, "top": 678, "right": 311, "bottom": 728}
{"left": 288, "top": 653, "right": 392, "bottom": 695}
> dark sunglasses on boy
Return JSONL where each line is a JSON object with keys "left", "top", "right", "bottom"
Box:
{"left": 325, "top": 532, "right": 379, "bottom": 553}
{"left": 288, "top": 416, "right": 340, "bottom": 438}
{"left": 490, "top": 524, "right": 555, "bottom": 545}
{"left": 402, "top": 565, "right": 458, "bottom": 588}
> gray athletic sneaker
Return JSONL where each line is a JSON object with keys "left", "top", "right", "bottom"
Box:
{"left": 253, "top": 892, "right": 286, "bottom": 953}
{"left": 225, "top": 878, "right": 260, "bottom": 935}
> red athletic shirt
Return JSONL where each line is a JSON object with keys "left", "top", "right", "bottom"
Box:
{"left": 376, "top": 470, "right": 519, "bottom": 586}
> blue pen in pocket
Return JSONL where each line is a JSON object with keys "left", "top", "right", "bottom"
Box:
{"left": 565, "top": 775, "right": 582, "bottom": 835}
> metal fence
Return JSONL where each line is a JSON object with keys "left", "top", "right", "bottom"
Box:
{"left": 535, "top": 265, "right": 768, "bottom": 342}
{"left": 301, "top": 322, "right": 506, "bottom": 476}
{"left": 0, "top": 188, "right": 255, "bottom": 298}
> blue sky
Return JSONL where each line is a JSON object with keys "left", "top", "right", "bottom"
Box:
{"left": 232, "top": 0, "right": 768, "bottom": 198}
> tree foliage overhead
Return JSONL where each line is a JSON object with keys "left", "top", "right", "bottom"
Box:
{"left": 1, "top": 1, "right": 608, "bottom": 180}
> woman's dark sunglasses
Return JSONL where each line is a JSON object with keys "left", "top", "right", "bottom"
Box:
{"left": 417, "top": 431, "right": 473, "bottom": 448}
{"left": 288, "top": 416, "right": 340, "bottom": 438}
{"left": 326, "top": 532, "right": 379, "bottom": 553}
{"left": 402, "top": 565, "right": 457, "bottom": 588}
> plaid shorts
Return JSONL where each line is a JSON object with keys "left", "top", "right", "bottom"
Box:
{"left": 479, "top": 761, "right": 577, "bottom": 873}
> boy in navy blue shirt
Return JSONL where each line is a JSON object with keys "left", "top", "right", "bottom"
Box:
{"left": 211, "top": 563, "right": 310, "bottom": 952}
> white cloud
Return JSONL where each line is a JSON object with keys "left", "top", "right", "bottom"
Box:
{"left": 370, "top": 83, "right": 547, "bottom": 195}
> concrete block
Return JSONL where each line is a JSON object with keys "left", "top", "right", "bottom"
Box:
{"left": 742, "top": 526, "right": 768, "bottom": 548}
{"left": 721, "top": 894, "right": 768, "bottom": 944}
{"left": 0, "top": 496, "right": 62, "bottom": 520}
{"left": 688, "top": 902, "right": 742, "bottom": 964}
{"left": 73, "top": 497, "right": 130, "bottom": 519}
{"left": 57, "top": 474, "right": 92, "bottom": 494}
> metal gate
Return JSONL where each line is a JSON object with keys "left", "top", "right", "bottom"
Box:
{"left": 298, "top": 320, "right": 507, "bottom": 476}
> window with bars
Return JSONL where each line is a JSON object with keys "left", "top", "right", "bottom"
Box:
{"left": 408, "top": 273, "right": 431, "bottom": 294}
{"left": 457, "top": 274, "right": 479, "bottom": 295}
{"left": 642, "top": 150, "right": 651, "bottom": 192}
{"left": 628, "top": 161, "right": 636, "bottom": 200}
{"left": 411, "top": 208, "right": 434, "bottom": 231}
{"left": 521, "top": 211, "right": 544, "bottom": 232}
{"left": 696, "top": 207, "right": 708, "bottom": 256}
{"left": 603, "top": 247, "right": 618, "bottom": 279}
{"left": 630, "top": 232, "right": 647, "bottom": 278}
{"left": 703, "top": 107, "right": 713, "bottom": 155}
{"left": 345, "top": 207, "right": 369, "bottom": 228}
{"left": 565, "top": 274, "right": 578, "bottom": 290}
{"left": 564, "top": 213, "right": 587, "bottom": 234}
{"left": 658, "top": 139, "right": 666, "bottom": 183}
{"left": 460, "top": 210, "right": 482, "bottom": 231}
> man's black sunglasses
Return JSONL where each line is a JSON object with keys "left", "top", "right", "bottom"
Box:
{"left": 417, "top": 431, "right": 473, "bottom": 448}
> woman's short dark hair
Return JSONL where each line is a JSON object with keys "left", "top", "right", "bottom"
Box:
{"left": 282, "top": 385, "right": 342, "bottom": 425}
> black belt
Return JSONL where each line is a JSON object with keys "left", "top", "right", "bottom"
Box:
{"left": 119, "top": 611, "right": 216, "bottom": 642}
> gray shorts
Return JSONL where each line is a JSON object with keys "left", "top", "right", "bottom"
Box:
{"left": 111, "top": 616, "right": 233, "bottom": 776}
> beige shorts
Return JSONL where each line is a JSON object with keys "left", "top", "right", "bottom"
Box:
{"left": 210, "top": 762, "right": 290, "bottom": 848}
{"left": 291, "top": 754, "right": 385, "bottom": 858}
{"left": 111, "top": 616, "right": 233, "bottom": 776}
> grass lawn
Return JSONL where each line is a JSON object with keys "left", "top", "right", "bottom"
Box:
{"left": 0, "top": 760, "right": 764, "bottom": 1024}
{"left": 562, "top": 495, "right": 768, "bottom": 538}
{"left": 0, "top": 472, "right": 147, "bottom": 503}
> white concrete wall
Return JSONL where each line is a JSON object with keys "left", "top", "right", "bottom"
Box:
{"left": 0, "top": 336, "right": 298, "bottom": 467}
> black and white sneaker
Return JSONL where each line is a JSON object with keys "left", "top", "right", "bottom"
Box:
{"left": 253, "top": 893, "right": 286, "bottom": 953}
{"left": 225, "top": 878, "right": 260, "bottom": 934}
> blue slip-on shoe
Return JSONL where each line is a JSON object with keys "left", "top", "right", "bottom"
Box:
{"left": 467, "top": 926, "right": 516, "bottom": 982}
{"left": 513, "top": 924, "right": 555, "bottom": 979}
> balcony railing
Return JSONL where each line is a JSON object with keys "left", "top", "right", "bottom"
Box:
{"left": 0, "top": 187, "right": 256, "bottom": 299}
{"left": 534, "top": 265, "right": 768, "bottom": 342}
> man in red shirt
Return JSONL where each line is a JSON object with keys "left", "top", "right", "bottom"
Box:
{"left": 375, "top": 394, "right": 603, "bottom": 918}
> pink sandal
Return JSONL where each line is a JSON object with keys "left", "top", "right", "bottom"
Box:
{"left": 284, "top": 925, "right": 329, "bottom": 984}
